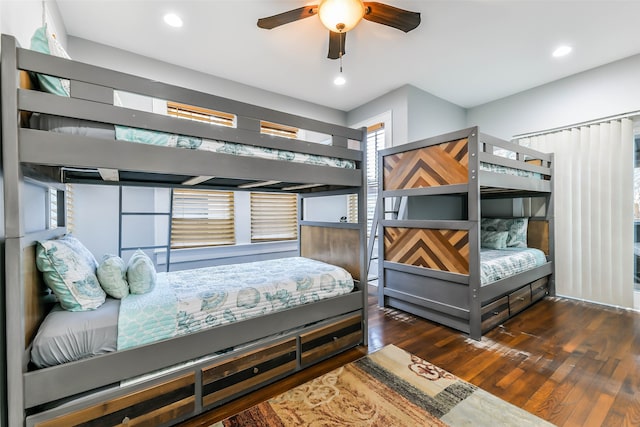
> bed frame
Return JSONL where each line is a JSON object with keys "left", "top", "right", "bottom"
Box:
{"left": 1, "top": 34, "right": 368, "bottom": 426}
{"left": 377, "top": 127, "right": 555, "bottom": 340}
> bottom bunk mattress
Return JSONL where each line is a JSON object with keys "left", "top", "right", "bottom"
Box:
{"left": 31, "top": 257, "right": 354, "bottom": 368}
{"left": 480, "top": 247, "right": 547, "bottom": 286}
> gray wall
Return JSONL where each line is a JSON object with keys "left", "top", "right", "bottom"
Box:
{"left": 466, "top": 53, "right": 640, "bottom": 140}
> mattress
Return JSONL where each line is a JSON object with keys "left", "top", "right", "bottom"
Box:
{"left": 30, "top": 257, "right": 354, "bottom": 368}
{"left": 480, "top": 162, "right": 543, "bottom": 179}
{"left": 30, "top": 114, "right": 356, "bottom": 169}
{"left": 480, "top": 247, "right": 547, "bottom": 285}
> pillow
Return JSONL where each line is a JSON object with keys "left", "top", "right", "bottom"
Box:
{"left": 97, "top": 255, "right": 129, "bottom": 299}
{"left": 36, "top": 235, "right": 105, "bottom": 311}
{"left": 481, "top": 230, "right": 509, "bottom": 249}
{"left": 127, "top": 250, "right": 156, "bottom": 294}
{"left": 29, "top": 25, "right": 71, "bottom": 97}
{"left": 481, "top": 217, "right": 528, "bottom": 248}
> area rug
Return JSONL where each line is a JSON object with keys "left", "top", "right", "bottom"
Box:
{"left": 213, "top": 344, "right": 553, "bottom": 426}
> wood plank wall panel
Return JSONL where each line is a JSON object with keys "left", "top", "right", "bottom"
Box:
{"left": 384, "top": 227, "right": 469, "bottom": 274}
{"left": 300, "top": 226, "right": 360, "bottom": 282}
{"left": 24, "top": 245, "right": 48, "bottom": 348}
{"left": 383, "top": 138, "right": 469, "bottom": 190}
{"left": 527, "top": 220, "right": 549, "bottom": 255}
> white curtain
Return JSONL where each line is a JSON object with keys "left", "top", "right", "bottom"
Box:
{"left": 518, "top": 119, "right": 634, "bottom": 308}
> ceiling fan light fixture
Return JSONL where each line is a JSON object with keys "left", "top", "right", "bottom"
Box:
{"left": 318, "top": 0, "right": 365, "bottom": 32}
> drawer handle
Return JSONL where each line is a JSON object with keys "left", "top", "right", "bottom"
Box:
{"left": 253, "top": 367, "right": 259, "bottom": 374}
{"left": 333, "top": 336, "right": 338, "bottom": 341}
{"left": 122, "top": 416, "right": 130, "bottom": 424}
{"left": 492, "top": 311, "right": 500, "bottom": 315}
{"left": 516, "top": 297, "right": 525, "bottom": 301}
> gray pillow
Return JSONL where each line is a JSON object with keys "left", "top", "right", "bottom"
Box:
{"left": 481, "top": 230, "right": 509, "bottom": 249}
{"left": 481, "top": 217, "right": 528, "bottom": 248}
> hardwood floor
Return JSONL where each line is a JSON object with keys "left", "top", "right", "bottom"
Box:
{"left": 181, "top": 286, "right": 640, "bottom": 426}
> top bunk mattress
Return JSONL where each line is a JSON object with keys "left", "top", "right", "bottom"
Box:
{"left": 30, "top": 114, "right": 356, "bottom": 170}
{"left": 31, "top": 256, "right": 354, "bottom": 368}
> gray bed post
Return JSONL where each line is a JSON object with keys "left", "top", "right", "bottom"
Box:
{"left": 2, "top": 34, "right": 26, "bottom": 426}
{"left": 358, "top": 127, "right": 368, "bottom": 346}
{"left": 467, "top": 127, "right": 482, "bottom": 340}
{"left": 547, "top": 153, "right": 556, "bottom": 296}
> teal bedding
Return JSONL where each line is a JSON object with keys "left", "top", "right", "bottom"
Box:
{"left": 480, "top": 248, "right": 547, "bottom": 286}
{"left": 479, "top": 162, "right": 543, "bottom": 179}
{"left": 117, "top": 257, "right": 354, "bottom": 350}
{"left": 115, "top": 125, "right": 356, "bottom": 169}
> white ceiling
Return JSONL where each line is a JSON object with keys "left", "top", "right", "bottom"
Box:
{"left": 56, "top": 0, "right": 640, "bottom": 111}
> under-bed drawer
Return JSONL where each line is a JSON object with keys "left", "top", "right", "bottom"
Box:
{"left": 201, "top": 337, "right": 297, "bottom": 408}
{"left": 530, "top": 277, "right": 549, "bottom": 302}
{"left": 509, "top": 286, "right": 532, "bottom": 315}
{"left": 481, "top": 296, "right": 509, "bottom": 332}
{"left": 300, "top": 313, "right": 362, "bottom": 367}
{"left": 31, "top": 373, "right": 195, "bottom": 427}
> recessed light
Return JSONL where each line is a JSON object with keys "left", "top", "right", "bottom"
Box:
{"left": 164, "top": 13, "right": 183, "bottom": 28}
{"left": 334, "top": 74, "right": 346, "bottom": 86}
{"left": 552, "top": 45, "right": 572, "bottom": 58}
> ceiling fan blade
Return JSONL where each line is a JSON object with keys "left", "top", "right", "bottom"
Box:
{"left": 327, "top": 31, "right": 347, "bottom": 60}
{"left": 363, "top": 2, "right": 421, "bottom": 33}
{"left": 257, "top": 6, "right": 318, "bottom": 29}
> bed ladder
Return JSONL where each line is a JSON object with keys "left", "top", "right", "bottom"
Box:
{"left": 367, "top": 196, "right": 406, "bottom": 280}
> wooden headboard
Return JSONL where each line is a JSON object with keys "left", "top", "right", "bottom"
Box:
{"left": 528, "top": 219, "right": 550, "bottom": 256}
{"left": 300, "top": 225, "right": 361, "bottom": 282}
{"left": 23, "top": 243, "right": 49, "bottom": 349}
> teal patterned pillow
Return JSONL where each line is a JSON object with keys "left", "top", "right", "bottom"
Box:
{"left": 29, "top": 25, "right": 71, "bottom": 97}
{"left": 481, "top": 218, "right": 528, "bottom": 248}
{"left": 481, "top": 230, "right": 509, "bottom": 249}
{"left": 127, "top": 250, "right": 156, "bottom": 294}
{"left": 36, "top": 235, "right": 105, "bottom": 311}
{"left": 97, "top": 255, "right": 129, "bottom": 299}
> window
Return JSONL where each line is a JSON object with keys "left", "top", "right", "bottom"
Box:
{"left": 250, "top": 192, "right": 298, "bottom": 242}
{"left": 167, "top": 101, "right": 235, "bottom": 127}
{"left": 48, "top": 184, "right": 74, "bottom": 231}
{"left": 171, "top": 189, "right": 235, "bottom": 248}
{"left": 348, "top": 122, "right": 386, "bottom": 238}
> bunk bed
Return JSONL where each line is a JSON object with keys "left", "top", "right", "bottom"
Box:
{"left": 377, "top": 127, "right": 554, "bottom": 340}
{"left": 1, "top": 33, "right": 368, "bottom": 426}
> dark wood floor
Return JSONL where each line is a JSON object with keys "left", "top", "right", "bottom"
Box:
{"left": 182, "top": 286, "right": 640, "bottom": 426}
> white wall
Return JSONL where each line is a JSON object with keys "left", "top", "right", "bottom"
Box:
{"left": 67, "top": 37, "right": 347, "bottom": 126}
{"left": 467, "top": 53, "right": 640, "bottom": 139}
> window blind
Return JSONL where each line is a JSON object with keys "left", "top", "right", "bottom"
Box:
{"left": 260, "top": 121, "right": 298, "bottom": 139}
{"left": 250, "top": 192, "right": 298, "bottom": 242}
{"left": 171, "top": 189, "right": 235, "bottom": 248}
{"left": 348, "top": 122, "right": 385, "bottom": 236}
{"left": 167, "top": 101, "right": 235, "bottom": 127}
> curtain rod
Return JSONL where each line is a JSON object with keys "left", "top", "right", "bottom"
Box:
{"left": 512, "top": 110, "right": 640, "bottom": 140}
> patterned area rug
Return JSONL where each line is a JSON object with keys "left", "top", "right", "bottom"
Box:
{"left": 213, "top": 344, "right": 553, "bottom": 426}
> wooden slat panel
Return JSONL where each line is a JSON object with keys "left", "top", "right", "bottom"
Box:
{"left": 35, "top": 373, "right": 195, "bottom": 427}
{"left": 202, "top": 338, "right": 297, "bottom": 407}
{"left": 509, "top": 286, "right": 532, "bottom": 316}
{"left": 300, "top": 314, "right": 362, "bottom": 366}
{"left": 384, "top": 227, "right": 469, "bottom": 274}
{"left": 528, "top": 220, "right": 549, "bottom": 255}
{"left": 24, "top": 244, "right": 48, "bottom": 348}
{"left": 300, "top": 226, "right": 360, "bottom": 281}
{"left": 383, "top": 138, "right": 469, "bottom": 190}
{"left": 481, "top": 296, "right": 509, "bottom": 332}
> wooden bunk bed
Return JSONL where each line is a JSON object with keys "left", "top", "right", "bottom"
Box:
{"left": 1, "top": 33, "right": 368, "bottom": 426}
{"left": 377, "top": 127, "right": 554, "bottom": 340}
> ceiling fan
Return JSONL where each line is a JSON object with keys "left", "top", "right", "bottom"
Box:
{"left": 257, "top": 0, "right": 421, "bottom": 60}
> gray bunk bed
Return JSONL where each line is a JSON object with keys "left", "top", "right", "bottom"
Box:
{"left": 377, "top": 127, "right": 554, "bottom": 340}
{"left": 1, "top": 34, "right": 367, "bottom": 426}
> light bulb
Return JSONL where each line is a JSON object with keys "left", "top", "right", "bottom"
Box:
{"left": 334, "top": 74, "right": 346, "bottom": 86}
{"left": 164, "top": 13, "right": 183, "bottom": 28}
{"left": 552, "top": 45, "right": 572, "bottom": 58}
{"left": 318, "top": 0, "right": 365, "bottom": 32}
